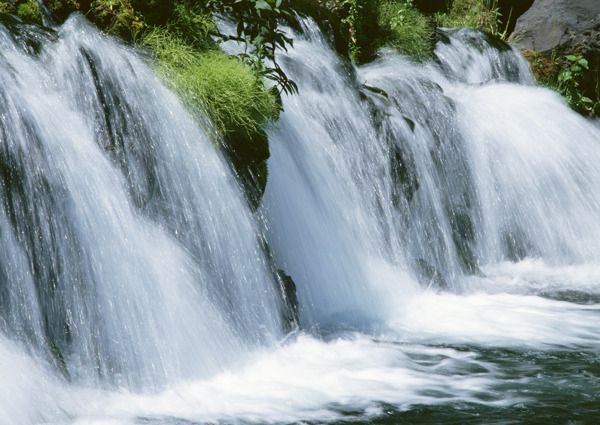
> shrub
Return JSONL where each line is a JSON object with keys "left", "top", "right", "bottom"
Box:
{"left": 379, "top": 0, "right": 434, "bottom": 60}
{"left": 347, "top": 0, "right": 381, "bottom": 63}
{"left": 17, "top": 0, "right": 43, "bottom": 25}
{"left": 89, "top": 0, "right": 144, "bottom": 39}
{"left": 557, "top": 54, "right": 600, "bottom": 116}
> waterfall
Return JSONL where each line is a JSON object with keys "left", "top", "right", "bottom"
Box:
{"left": 0, "top": 12, "right": 284, "bottom": 395}
{"left": 1, "top": 10, "right": 600, "bottom": 425}
{"left": 263, "top": 18, "right": 600, "bottom": 324}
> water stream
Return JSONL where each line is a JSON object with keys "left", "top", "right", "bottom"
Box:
{"left": 0, "top": 12, "right": 599, "bottom": 425}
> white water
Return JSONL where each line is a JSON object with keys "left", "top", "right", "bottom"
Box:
{"left": 1, "top": 13, "right": 600, "bottom": 425}
{"left": 0, "top": 13, "right": 283, "bottom": 397}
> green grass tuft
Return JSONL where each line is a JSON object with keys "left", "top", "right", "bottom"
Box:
{"left": 167, "top": 0, "right": 215, "bottom": 50}
{"left": 141, "top": 28, "right": 279, "bottom": 143}
{"left": 379, "top": 0, "right": 434, "bottom": 60}
{"left": 434, "top": 0, "right": 500, "bottom": 34}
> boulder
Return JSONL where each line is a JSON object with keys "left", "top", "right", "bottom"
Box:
{"left": 514, "top": 0, "right": 600, "bottom": 64}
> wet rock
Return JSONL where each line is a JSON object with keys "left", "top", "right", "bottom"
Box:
{"left": 415, "top": 258, "right": 448, "bottom": 290}
{"left": 390, "top": 144, "right": 419, "bottom": 205}
{"left": 223, "top": 128, "right": 270, "bottom": 211}
{"left": 275, "top": 270, "right": 300, "bottom": 331}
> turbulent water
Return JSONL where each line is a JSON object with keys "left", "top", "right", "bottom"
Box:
{"left": 1, "top": 11, "right": 599, "bottom": 425}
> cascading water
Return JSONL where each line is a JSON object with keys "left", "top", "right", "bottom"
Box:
{"left": 1, "top": 10, "right": 599, "bottom": 425}
{"left": 0, "top": 10, "right": 285, "bottom": 409}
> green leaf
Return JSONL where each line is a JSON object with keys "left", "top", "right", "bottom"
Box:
{"left": 253, "top": 35, "right": 265, "bottom": 46}
{"left": 255, "top": 0, "right": 271, "bottom": 10}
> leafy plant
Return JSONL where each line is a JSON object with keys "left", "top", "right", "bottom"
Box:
{"left": 167, "top": 0, "right": 216, "bottom": 50}
{"left": 557, "top": 54, "right": 597, "bottom": 115}
{"left": 205, "top": 0, "right": 298, "bottom": 95}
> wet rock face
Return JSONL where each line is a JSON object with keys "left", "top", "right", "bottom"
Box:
{"left": 515, "top": 0, "right": 600, "bottom": 65}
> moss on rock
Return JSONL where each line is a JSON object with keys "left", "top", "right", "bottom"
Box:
{"left": 17, "top": 0, "right": 43, "bottom": 25}
{"left": 522, "top": 49, "right": 560, "bottom": 85}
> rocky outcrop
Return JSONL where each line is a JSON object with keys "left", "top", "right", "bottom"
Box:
{"left": 515, "top": 0, "right": 600, "bottom": 64}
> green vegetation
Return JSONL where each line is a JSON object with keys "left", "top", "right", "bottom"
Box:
{"left": 205, "top": 0, "right": 298, "bottom": 95}
{"left": 522, "top": 49, "right": 560, "bottom": 84}
{"left": 142, "top": 29, "right": 279, "bottom": 143}
{"left": 305, "top": 0, "right": 434, "bottom": 63}
{"left": 341, "top": 0, "right": 381, "bottom": 63}
{"left": 556, "top": 54, "right": 600, "bottom": 116}
{"left": 0, "top": 1, "right": 16, "bottom": 13}
{"left": 378, "top": 0, "right": 434, "bottom": 60}
{"left": 17, "top": 0, "right": 43, "bottom": 25}
{"left": 89, "top": 0, "right": 144, "bottom": 39}
{"left": 434, "top": 0, "right": 500, "bottom": 34}
{"left": 142, "top": 26, "right": 278, "bottom": 207}
{"left": 523, "top": 50, "right": 600, "bottom": 116}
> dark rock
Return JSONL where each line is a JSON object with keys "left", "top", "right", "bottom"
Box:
{"left": 415, "top": 258, "right": 448, "bottom": 290}
{"left": 449, "top": 211, "right": 482, "bottom": 275}
{"left": 259, "top": 237, "right": 300, "bottom": 333}
{"left": 515, "top": 0, "right": 600, "bottom": 109}
{"left": 515, "top": 0, "right": 600, "bottom": 64}
{"left": 361, "top": 83, "right": 389, "bottom": 98}
{"left": 223, "top": 128, "right": 270, "bottom": 211}
{"left": 390, "top": 144, "right": 419, "bottom": 204}
{"left": 275, "top": 270, "right": 300, "bottom": 331}
{"left": 42, "top": 0, "right": 79, "bottom": 23}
